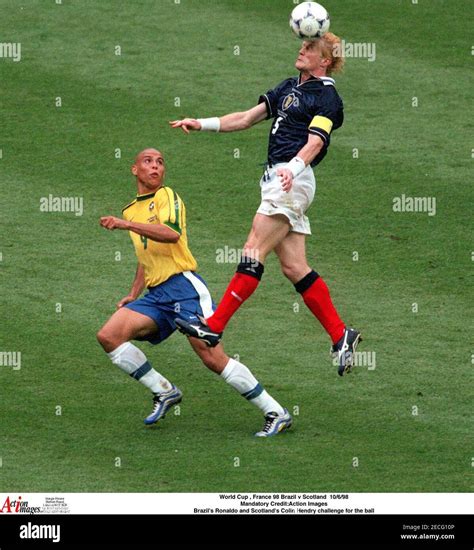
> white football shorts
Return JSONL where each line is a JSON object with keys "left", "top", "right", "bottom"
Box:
{"left": 256, "top": 162, "right": 316, "bottom": 235}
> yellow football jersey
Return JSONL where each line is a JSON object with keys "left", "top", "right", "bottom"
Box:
{"left": 122, "top": 186, "right": 198, "bottom": 288}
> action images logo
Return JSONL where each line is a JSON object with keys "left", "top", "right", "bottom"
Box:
{"left": 0, "top": 496, "right": 42, "bottom": 514}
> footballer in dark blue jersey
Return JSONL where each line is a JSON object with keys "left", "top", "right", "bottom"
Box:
{"left": 259, "top": 73, "right": 344, "bottom": 168}
{"left": 171, "top": 34, "right": 361, "bottom": 381}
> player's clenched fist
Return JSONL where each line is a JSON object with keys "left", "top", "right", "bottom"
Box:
{"left": 169, "top": 118, "right": 202, "bottom": 134}
{"left": 276, "top": 168, "right": 294, "bottom": 193}
{"left": 100, "top": 216, "right": 128, "bottom": 230}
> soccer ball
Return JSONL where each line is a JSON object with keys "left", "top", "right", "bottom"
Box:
{"left": 289, "top": 2, "right": 330, "bottom": 40}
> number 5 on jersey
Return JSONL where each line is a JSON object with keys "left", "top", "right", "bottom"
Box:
{"left": 272, "top": 116, "right": 284, "bottom": 135}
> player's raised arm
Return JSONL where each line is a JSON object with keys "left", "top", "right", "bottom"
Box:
{"left": 169, "top": 103, "right": 267, "bottom": 134}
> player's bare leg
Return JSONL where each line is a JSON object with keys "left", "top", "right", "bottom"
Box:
{"left": 97, "top": 307, "right": 157, "bottom": 353}
{"left": 186, "top": 338, "right": 228, "bottom": 374}
{"left": 273, "top": 231, "right": 311, "bottom": 283}
{"left": 188, "top": 338, "right": 292, "bottom": 437}
{"left": 97, "top": 308, "right": 182, "bottom": 423}
{"left": 241, "top": 212, "right": 291, "bottom": 261}
{"left": 275, "top": 231, "right": 361, "bottom": 375}
{"left": 176, "top": 213, "right": 290, "bottom": 346}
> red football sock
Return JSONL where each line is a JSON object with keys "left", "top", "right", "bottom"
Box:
{"left": 207, "top": 272, "right": 260, "bottom": 333}
{"left": 300, "top": 275, "right": 345, "bottom": 344}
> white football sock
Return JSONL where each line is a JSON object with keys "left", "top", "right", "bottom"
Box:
{"left": 220, "top": 358, "right": 285, "bottom": 416}
{"left": 107, "top": 342, "right": 172, "bottom": 394}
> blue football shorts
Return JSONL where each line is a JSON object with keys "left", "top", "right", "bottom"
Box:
{"left": 124, "top": 271, "right": 216, "bottom": 345}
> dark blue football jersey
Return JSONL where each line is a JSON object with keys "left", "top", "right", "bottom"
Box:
{"left": 258, "top": 75, "right": 344, "bottom": 167}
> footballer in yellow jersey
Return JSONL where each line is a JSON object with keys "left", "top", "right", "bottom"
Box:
{"left": 96, "top": 148, "right": 291, "bottom": 437}
{"left": 122, "top": 186, "right": 197, "bottom": 288}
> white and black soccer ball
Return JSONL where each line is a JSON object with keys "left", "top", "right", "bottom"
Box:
{"left": 289, "top": 2, "right": 330, "bottom": 40}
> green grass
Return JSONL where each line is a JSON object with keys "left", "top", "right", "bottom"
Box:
{"left": 0, "top": 0, "right": 472, "bottom": 493}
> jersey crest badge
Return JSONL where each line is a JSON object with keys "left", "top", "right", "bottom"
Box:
{"left": 149, "top": 201, "right": 155, "bottom": 211}
{"left": 282, "top": 93, "right": 299, "bottom": 111}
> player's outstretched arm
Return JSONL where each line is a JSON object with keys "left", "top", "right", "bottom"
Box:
{"left": 218, "top": 103, "right": 268, "bottom": 132}
{"left": 169, "top": 103, "right": 267, "bottom": 134}
{"left": 116, "top": 263, "right": 145, "bottom": 309}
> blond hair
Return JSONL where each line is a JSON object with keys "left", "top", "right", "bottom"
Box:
{"left": 315, "top": 32, "right": 345, "bottom": 75}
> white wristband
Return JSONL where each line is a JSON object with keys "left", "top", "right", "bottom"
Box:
{"left": 197, "top": 117, "right": 221, "bottom": 132}
{"left": 286, "top": 156, "right": 306, "bottom": 178}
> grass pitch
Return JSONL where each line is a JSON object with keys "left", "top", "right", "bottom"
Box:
{"left": 0, "top": 0, "right": 472, "bottom": 493}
